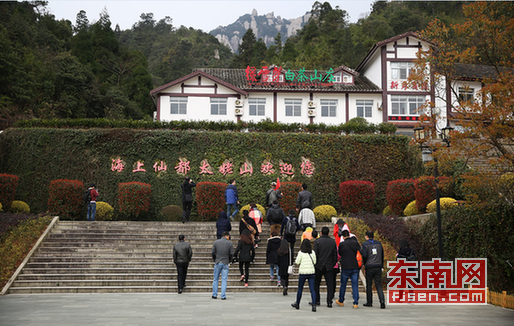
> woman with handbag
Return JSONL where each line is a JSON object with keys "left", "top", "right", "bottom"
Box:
{"left": 277, "top": 238, "right": 290, "bottom": 295}
{"left": 234, "top": 229, "right": 255, "bottom": 287}
{"left": 291, "top": 239, "right": 317, "bottom": 312}
{"left": 181, "top": 177, "right": 196, "bottom": 223}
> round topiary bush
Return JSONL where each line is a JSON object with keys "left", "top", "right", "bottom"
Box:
{"left": 403, "top": 200, "right": 419, "bottom": 216}
{"left": 95, "top": 201, "right": 114, "bottom": 221}
{"left": 10, "top": 200, "right": 30, "bottom": 214}
{"left": 237, "top": 203, "right": 266, "bottom": 221}
{"left": 313, "top": 205, "right": 337, "bottom": 222}
{"left": 161, "top": 205, "right": 183, "bottom": 221}
{"left": 426, "top": 197, "right": 458, "bottom": 213}
{"left": 382, "top": 205, "right": 393, "bottom": 216}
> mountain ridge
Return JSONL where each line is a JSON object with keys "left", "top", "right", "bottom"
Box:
{"left": 210, "top": 8, "right": 311, "bottom": 54}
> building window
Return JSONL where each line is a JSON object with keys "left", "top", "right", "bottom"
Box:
{"left": 210, "top": 98, "right": 227, "bottom": 115}
{"left": 391, "top": 62, "right": 414, "bottom": 80}
{"left": 458, "top": 87, "right": 474, "bottom": 104}
{"left": 332, "top": 73, "right": 342, "bottom": 83}
{"left": 285, "top": 99, "right": 302, "bottom": 117}
{"left": 356, "top": 100, "right": 373, "bottom": 118}
{"left": 249, "top": 98, "right": 266, "bottom": 116}
{"left": 264, "top": 73, "right": 284, "bottom": 83}
{"left": 342, "top": 73, "right": 352, "bottom": 83}
{"left": 321, "top": 99, "right": 337, "bottom": 117}
{"left": 170, "top": 97, "right": 187, "bottom": 114}
{"left": 391, "top": 96, "right": 425, "bottom": 115}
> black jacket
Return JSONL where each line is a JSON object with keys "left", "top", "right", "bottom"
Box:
{"left": 313, "top": 235, "right": 337, "bottom": 271}
{"left": 266, "top": 204, "right": 285, "bottom": 225}
{"left": 239, "top": 215, "right": 259, "bottom": 236}
{"left": 296, "top": 190, "right": 313, "bottom": 210}
{"left": 266, "top": 236, "right": 281, "bottom": 264}
{"left": 173, "top": 240, "right": 192, "bottom": 264}
{"left": 234, "top": 240, "right": 255, "bottom": 262}
{"left": 216, "top": 211, "right": 232, "bottom": 238}
{"left": 361, "top": 238, "right": 384, "bottom": 268}
{"left": 338, "top": 236, "right": 361, "bottom": 270}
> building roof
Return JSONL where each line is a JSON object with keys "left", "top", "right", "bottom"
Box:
{"left": 453, "top": 63, "right": 513, "bottom": 81}
{"left": 192, "top": 67, "right": 381, "bottom": 93}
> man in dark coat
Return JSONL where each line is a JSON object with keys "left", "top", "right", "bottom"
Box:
{"left": 173, "top": 234, "right": 192, "bottom": 294}
{"left": 216, "top": 211, "right": 232, "bottom": 239}
{"left": 361, "top": 230, "right": 385, "bottom": 309}
{"left": 313, "top": 226, "right": 338, "bottom": 308}
{"left": 280, "top": 210, "right": 300, "bottom": 265}
{"left": 266, "top": 200, "right": 285, "bottom": 236}
{"left": 336, "top": 230, "right": 361, "bottom": 308}
{"left": 295, "top": 183, "right": 313, "bottom": 212}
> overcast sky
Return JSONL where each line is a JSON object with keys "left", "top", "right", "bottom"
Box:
{"left": 44, "top": 0, "right": 374, "bottom": 32}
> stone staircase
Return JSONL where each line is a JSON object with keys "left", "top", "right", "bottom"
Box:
{"left": 7, "top": 220, "right": 364, "bottom": 295}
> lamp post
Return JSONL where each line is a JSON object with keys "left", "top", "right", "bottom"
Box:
{"left": 413, "top": 124, "right": 453, "bottom": 260}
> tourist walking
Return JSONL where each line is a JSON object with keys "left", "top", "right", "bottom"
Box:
{"left": 295, "top": 183, "right": 313, "bottom": 212}
{"left": 336, "top": 230, "right": 361, "bottom": 309}
{"left": 280, "top": 209, "right": 300, "bottom": 265}
{"left": 239, "top": 209, "right": 259, "bottom": 246}
{"left": 266, "top": 230, "right": 282, "bottom": 286}
{"left": 291, "top": 239, "right": 317, "bottom": 312}
{"left": 313, "top": 227, "right": 337, "bottom": 308}
{"left": 211, "top": 231, "right": 234, "bottom": 300}
{"left": 85, "top": 183, "right": 99, "bottom": 221}
{"left": 265, "top": 181, "right": 282, "bottom": 208}
{"left": 277, "top": 238, "right": 291, "bottom": 295}
{"left": 298, "top": 207, "right": 316, "bottom": 231}
{"left": 225, "top": 179, "right": 239, "bottom": 222}
{"left": 248, "top": 203, "right": 263, "bottom": 243}
{"left": 361, "top": 230, "right": 385, "bottom": 309}
{"left": 234, "top": 229, "right": 255, "bottom": 287}
{"left": 216, "top": 211, "right": 232, "bottom": 239}
{"left": 266, "top": 200, "right": 285, "bottom": 236}
{"left": 173, "top": 234, "right": 192, "bottom": 294}
{"left": 181, "top": 177, "right": 196, "bottom": 223}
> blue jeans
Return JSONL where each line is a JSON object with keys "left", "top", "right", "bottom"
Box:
{"left": 296, "top": 274, "right": 316, "bottom": 305}
{"left": 87, "top": 202, "right": 96, "bottom": 221}
{"left": 269, "top": 264, "right": 280, "bottom": 282}
{"left": 212, "top": 263, "right": 229, "bottom": 299}
{"left": 226, "top": 203, "right": 238, "bottom": 220}
{"left": 339, "top": 269, "right": 360, "bottom": 305}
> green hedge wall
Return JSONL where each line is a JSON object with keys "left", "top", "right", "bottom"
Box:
{"left": 0, "top": 128, "right": 423, "bottom": 219}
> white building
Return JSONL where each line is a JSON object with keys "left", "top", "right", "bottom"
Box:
{"left": 150, "top": 31, "right": 491, "bottom": 135}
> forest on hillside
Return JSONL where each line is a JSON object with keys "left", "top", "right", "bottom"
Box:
{"left": 0, "top": 1, "right": 474, "bottom": 126}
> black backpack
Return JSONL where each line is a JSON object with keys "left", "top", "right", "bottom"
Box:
{"left": 83, "top": 189, "right": 92, "bottom": 204}
{"left": 285, "top": 217, "right": 297, "bottom": 236}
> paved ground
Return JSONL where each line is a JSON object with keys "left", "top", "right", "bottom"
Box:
{"left": 0, "top": 292, "right": 512, "bottom": 326}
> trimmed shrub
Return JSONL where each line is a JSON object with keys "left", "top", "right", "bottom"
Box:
{"left": 0, "top": 174, "right": 20, "bottom": 211}
{"left": 339, "top": 180, "right": 375, "bottom": 213}
{"left": 382, "top": 205, "right": 393, "bottom": 216}
{"left": 95, "top": 201, "right": 114, "bottom": 221}
{"left": 238, "top": 203, "right": 266, "bottom": 221}
{"left": 403, "top": 200, "right": 419, "bottom": 216}
{"left": 386, "top": 178, "right": 415, "bottom": 216}
{"left": 196, "top": 182, "right": 226, "bottom": 221}
{"left": 47, "top": 179, "right": 84, "bottom": 220}
{"left": 118, "top": 182, "right": 151, "bottom": 218}
{"left": 414, "top": 176, "right": 451, "bottom": 213}
{"left": 161, "top": 205, "right": 183, "bottom": 221}
{"left": 280, "top": 182, "right": 303, "bottom": 215}
{"left": 10, "top": 201, "right": 30, "bottom": 214}
{"left": 426, "top": 197, "right": 458, "bottom": 213}
{"left": 313, "top": 205, "right": 337, "bottom": 222}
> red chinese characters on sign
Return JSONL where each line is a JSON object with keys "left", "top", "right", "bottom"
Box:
{"left": 219, "top": 162, "right": 234, "bottom": 176}
{"left": 387, "top": 258, "right": 487, "bottom": 305}
{"left": 279, "top": 163, "right": 294, "bottom": 175}
{"left": 300, "top": 160, "right": 314, "bottom": 175}
{"left": 199, "top": 160, "right": 214, "bottom": 175}
{"left": 132, "top": 161, "right": 146, "bottom": 173}
{"left": 239, "top": 162, "right": 253, "bottom": 175}
{"left": 153, "top": 161, "right": 167, "bottom": 172}
{"left": 175, "top": 160, "right": 190, "bottom": 175}
{"left": 111, "top": 158, "right": 125, "bottom": 172}
{"left": 261, "top": 162, "right": 274, "bottom": 175}
{"left": 390, "top": 81, "right": 399, "bottom": 89}
{"left": 245, "top": 66, "right": 257, "bottom": 82}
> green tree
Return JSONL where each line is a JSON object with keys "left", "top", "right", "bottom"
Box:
{"left": 232, "top": 28, "right": 256, "bottom": 68}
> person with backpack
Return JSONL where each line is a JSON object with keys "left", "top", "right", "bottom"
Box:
{"left": 84, "top": 183, "right": 99, "bottom": 221}
{"left": 361, "top": 230, "right": 385, "bottom": 309}
{"left": 336, "top": 230, "right": 361, "bottom": 309}
{"left": 266, "top": 200, "right": 285, "bottom": 236}
{"left": 280, "top": 209, "right": 300, "bottom": 266}
{"left": 265, "top": 181, "right": 282, "bottom": 208}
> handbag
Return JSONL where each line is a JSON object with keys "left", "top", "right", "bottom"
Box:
{"left": 287, "top": 248, "right": 295, "bottom": 275}
{"left": 242, "top": 218, "right": 257, "bottom": 235}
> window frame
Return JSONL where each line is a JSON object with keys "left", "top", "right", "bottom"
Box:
{"left": 285, "top": 99, "right": 302, "bottom": 117}
{"left": 210, "top": 98, "right": 228, "bottom": 115}
{"left": 356, "top": 100, "right": 373, "bottom": 118}
{"left": 390, "top": 95, "right": 425, "bottom": 116}
{"left": 170, "top": 97, "right": 188, "bottom": 115}
{"left": 320, "top": 99, "right": 338, "bottom": 117}
{"left": 248, "top": 98, "right": 266, "bottom": 116}
{"left": 391, "top": 62, "right": 415, "bottom": 80}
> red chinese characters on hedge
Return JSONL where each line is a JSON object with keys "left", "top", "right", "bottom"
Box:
{"left": 387, "top": 258, "right": 487, "bottom": 305}
{"left": 111, "top": 158, "right": 125, "bottom": 172}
